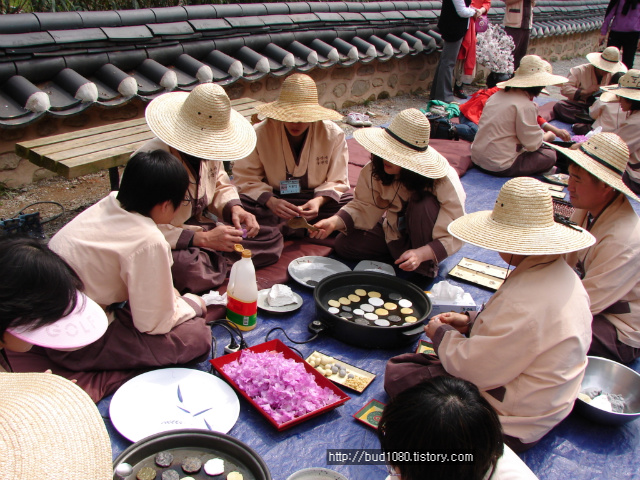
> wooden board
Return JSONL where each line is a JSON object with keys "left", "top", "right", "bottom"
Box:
{"left": 16, "top": 98, "right": 264, "bottom": 179}
{"left": 448, "top": 257, "right": 509, "bottom": 291}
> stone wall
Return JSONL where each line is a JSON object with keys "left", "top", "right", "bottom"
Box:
{"left": 0, "top": 30, "right": 599, "bottom": 188}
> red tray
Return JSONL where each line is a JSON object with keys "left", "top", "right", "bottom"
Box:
{"left": 210, "top": 339, "right": 350, "bottom": 431}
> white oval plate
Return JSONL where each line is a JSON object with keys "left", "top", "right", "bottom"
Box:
{"left": 354, "top": 260, "right": 396, "bottom": 276}
{"left": 288, "top": 256, "right": 351, "bottom": 288}
{"left": 109, "top": 368, "right": 240, "bottom": 442}
{"left": 257, "top": 288, "right": 303, "bottom": 313}
{"left": 287, "top": 468, "right": 349, "bottom": 480}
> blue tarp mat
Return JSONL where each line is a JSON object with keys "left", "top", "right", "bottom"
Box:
{"left": 102, "top": 164, "right": 640, "bottom": 480}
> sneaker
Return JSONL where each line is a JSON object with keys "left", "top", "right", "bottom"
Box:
{"left": 345, "top": 112, "right": 372, "bottom": 127}
{"left": 454, "top": 85, "right": 468, "bottom": 99}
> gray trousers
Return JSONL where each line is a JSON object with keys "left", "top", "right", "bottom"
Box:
{"left": 430, "top": 37, "right": 464, "bottom": 103}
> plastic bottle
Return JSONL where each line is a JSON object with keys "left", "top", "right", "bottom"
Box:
{"left": 226, "top": 247, "right": 258, "bottom": 331}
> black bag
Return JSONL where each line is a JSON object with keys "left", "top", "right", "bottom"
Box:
{"left": 427, "top": 115, "right": 460, "bottom": 141}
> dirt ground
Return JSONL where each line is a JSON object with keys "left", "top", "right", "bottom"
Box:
{"left": 0, "top": 93, "right": 430, "bottom": 239}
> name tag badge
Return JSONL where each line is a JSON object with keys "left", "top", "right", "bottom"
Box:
{"left": 280, "top": 179, "right": 301, "bottom": 195}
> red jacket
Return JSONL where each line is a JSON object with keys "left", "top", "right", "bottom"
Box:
{"left": 460, "top": 86, "right": 547, "bottom": 127}
{"left": 457, "top": 0, "right": 492, "bottom": 75}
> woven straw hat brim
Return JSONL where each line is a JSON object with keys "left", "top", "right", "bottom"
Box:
{"left": 146, "top": 91, "right": 257, "bottom": 161}
{"left": 497, "top": 72, "right": 568, "bottom": 88}
{"left": 600, "top": 84, "right": 640, "bottom": 102}
{"left": 255, "top": 100, "right": 344, "bottom": 122}
{"left": 0, "top": 373, "right": 112, "bottom": 480}
{"left": 448, "top": 210, "right": 596, "bottom": 255}
{"left": 586, "top": 52, "right": 628, "bottom": 73}
{"left": 547, "top": 142, "right": 640, "bottom": 202}
{"left": 353, "top": 127, "right": 449, "bottom": 179}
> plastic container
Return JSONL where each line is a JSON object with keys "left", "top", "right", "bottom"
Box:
{"left": 226, "top": 247, "right": 258, "bottom": 331}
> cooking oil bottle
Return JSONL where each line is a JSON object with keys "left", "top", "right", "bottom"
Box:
{"left": 226, "top": 245, "right": 258, "bottom": 331}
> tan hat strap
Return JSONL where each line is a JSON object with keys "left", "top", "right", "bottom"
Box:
{"left": 384, "top": 127, "right": 428, "bottom": 152}
{"left": 579, "top": 145, "right": 623, "bottom": 176}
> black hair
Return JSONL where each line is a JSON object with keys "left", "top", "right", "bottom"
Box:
{"left": 377, "top": 376, "right": 504, "bottom": 480}
{"left": 370, "top": 154, "right": 434, "bottom": 200}
{"left": 611, "top": 71, "right": 625, "bottom": 84}
{"left": 0, "top": 236, "right": 83, "bottom": 341}
{"left": 504, "top": 86, "right": 545, "bottom": 97}
{"left": 117, "top": 149, "right": 189, "bottom": 217}
{"left": 628, "top": 99, "right": 640, "bottom": 111}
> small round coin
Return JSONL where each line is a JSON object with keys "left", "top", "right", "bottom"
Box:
{"left": 355, "top": 288, "right": 367, "bottom": 297}
{"left": 384, "top": 302, "right": 397, "bottom": 311}
{"left": 354, "top": 317, "right": 368, "bottom": 325}
{"left": 360, "top": 304, "right": 374, "bottom": 313}
{"left": 375, "top": 308, "right": 389, "bottom": 316}
{"left": 374, "top": 319, "right": 391, "bottom": 327}
{"left": 339, "top": 297, "right": 351, "bottom": 305}
{"left": 328, "top": 299, "right": 340, "bottom": 308}
{"left": 389, "top": 292, "right": 402, "bottom": 301}
{"left": 348, "top": 294, "right": 361, "bottom": 302}
{"left": 388, "top": 315, "right": 402, "bottom": 323}
{"left": 136, "top": 467, "right": 157, "bottom": 480}
{"left": 364, "top": 312, "right": 379, "bottom": 321}
{"left": 328, "top": 306, "right": 340, "bottom": 315}
{"left": 405, "top": 316, "right": 418, "bottom": 323}
{"left": 400, "top": 307, "right": 414, "bottom": 315}
{"left": 339, "top": 312, "right": 354, "bottom": 319}
{"left": 368, "top": 297, "right": 384, "bottom": 307}
{"left": 368, "top": 291, "right": 382, "bottom": 298}
{"left": 353, "top": 308, "right": 364, "bottom": 316}
{"left": 155, "top": 451, "right": 173, "bottom": 468}
{"left": 182, "top": 457, "right": 202, "bottom": 474}
{"left": 398, "top": 299, "right": 413, "bottom": 308}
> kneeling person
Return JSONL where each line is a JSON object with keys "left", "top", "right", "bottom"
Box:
{"left": 45, "top": 150, "right": 211, "bottom": 373}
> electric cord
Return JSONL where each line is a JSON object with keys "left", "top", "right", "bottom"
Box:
{"left": 264, "top": 327, "right": 319, "bottom": 346}
{"left": 12, "top": 201, "right": 65, "bottom": 224}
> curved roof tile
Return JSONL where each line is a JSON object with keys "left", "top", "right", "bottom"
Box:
{"left": 0, "top": 0, "right": 609, "bottom": 127}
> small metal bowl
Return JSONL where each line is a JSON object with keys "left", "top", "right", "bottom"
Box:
{"left": 574, "top": 356, "right": 640, "bottom": 426}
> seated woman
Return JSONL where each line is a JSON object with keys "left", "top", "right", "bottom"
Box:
{"left": 385, "top": 177, "right": 595, "bottom": 452}
{"left": 457, "top": 71, "right": 570, "bottom": 143}
{"left": 0, "top": 236, "right": 107, "bottom": 371}
{"left": 471, "top": 55, "right": 568, "bottom": 177}
{"left": 601, "top": 69, "right": 640, "bottom": 194}
{"left": 137, "top": 83, "right": 283, "bottom": 294}
{"left": 311, "top": 109, "right": 466, "bottom": 281}
{"left": 552, "top": 46, "right": 627, "bottom": 124}
{"left": 572, "top": 71, "right": 626, "bottom": 135}
{"left": 10, "top": 151, "right": 212, "bottom": 398}
{"left": 232, "top": 74, "right": 352, "bottom": 236}
{"left": 379, "top": 376, "right": 538, "bottom": 480}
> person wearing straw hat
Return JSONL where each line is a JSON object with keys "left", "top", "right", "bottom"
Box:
{"left": 0, "top": 236, "right": 108, "bottom": 372}
{"left": 471, "top": 55, "right": 567, "bottom": 177}
{"left": 136, "top": 83, "right": 283, "bottom": 294}
{"left": 310, "top": 109, "right": 466, "bottom": 281}
{"left": 232, "top": 74, "right": 352, "bottom": 233}
{"left": 552, "top": 46, "right": 627, "bottom": 124}
{"left": 385, "top": 177, "right": 595, "bottom": 452}
{"left": 549, "top": 132, "right": 640, "bottom": 364}
{"left": 571, "top": 71, "right": 627, "bottom": 136}
{"left": 8, "top": 151, "right": 212, "bottom": 402}
{"left": 0, "top": 372, "right": 112, "bottom": 480}
{"left": 600, "top": 69, "right": 640, "bottom": 194}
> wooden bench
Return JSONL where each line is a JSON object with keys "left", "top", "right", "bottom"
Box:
{"left": 15, "top": 97, "right": 264, "bottom": 190}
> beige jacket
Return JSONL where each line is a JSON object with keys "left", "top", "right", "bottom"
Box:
{"left": 615, "top": 110, "right": 640, "bottom": 184}
{"left": 471, "top": 89, "right": 543, "bottom": 172}
{"left": 232, "top": 119, "right": 350, "bottom": 204}
{"left": 338, "top": 162, "right": 465, "bottom": 261}
{"left": 49, "top": 193, "right": 203, "bottom": 335}
{"left": 565, "top": 194, "right": 640, "bottom": 347}
{"left": 134, "top": 138, "right": 242, "bottom": 248}
{"left": 436, "top": 255, "right": 591, "bottom": 443}
{"left": 590, "top": 98, "right": 625, "bottom": 132}
{"left": 503, "top": 0, "right": 534, "bottom": 29}
{"left": 560, "top": 64, "right": 612, "bottom": 103}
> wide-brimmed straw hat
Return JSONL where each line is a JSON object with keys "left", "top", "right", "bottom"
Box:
{"left": 255, "top": 73, "right": 343, "bottom": 122}
{"left": 587, "top": 46, "right": 628, "bottom": 74}
{"left": 0, "top": 372, "right": 112, "bottom": 480}
{"left": 448, "top": 177, "right": 595, "bottom": 255}
{"left": 353, "top": 108, "right": 449, "bottom": 179}
{"left": 601, "top": 69, "right": 640, "bottom": 102}
{"left": 547, "top": 132, "right": 639, "bottom": 202}
{"left": 6, "top": 292, "right": 108, "bottom": 349}
{"left": 497, "top": 55, "right": 568, "bottom": 88}
{"left": 145, "top": 83, "right": 256, "bottom": 161}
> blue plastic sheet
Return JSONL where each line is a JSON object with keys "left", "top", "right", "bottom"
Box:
{"left": 102, "top": 129, "right": 640, "bottom": 480}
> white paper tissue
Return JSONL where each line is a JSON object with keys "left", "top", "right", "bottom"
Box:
{"left": 427, "top": 280, "right": 477, "bottom": 316}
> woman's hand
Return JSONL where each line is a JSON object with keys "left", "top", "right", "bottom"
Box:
{"left": 299, "top": 197, "right": 326, "bottom": 221}
{"left": 395, "top": 245, "right": 435, "bottom": 272}
{"left": 310, "top": 216, "right": 341, "bottom": 240}
{"left": 230, "top": 205, "right": 259, "bottom": 237}
{"left": 431, "top": 312, "right": 471, "bottom": 334}
{"left": 193, "top": 225, "right": 244, "bottom": 251}
{"left": 266, "top": 197, "right": 302, "bottom": 219}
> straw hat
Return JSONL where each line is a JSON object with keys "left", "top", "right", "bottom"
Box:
{"left": 0, "top": 372, "right": 112, "bottom": 480}
{"left": 448, "top": 177, "right": 595, "bottom": 255}
{"left": 6, "top": 292, "right": 108, "bottom": 349}
{"left": 353, "top": 108, "right": 450, "bottom": 179}
{"left": 587, "top": 46, "right": 628, "bottom": 74}
{"left": 255, "top": 74, "right": 343, "bottom": 122}
{"left": 547, "top": 132, "right": 639, "bottom": 202}
{"left": 145, "top": 83, "right": 257, "bottom": 161}
{"left": 497, "top": 55, "right": 568, "bottom": 88}
{"left": 601, "top": 69, "right": 640, "bottom": 102}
